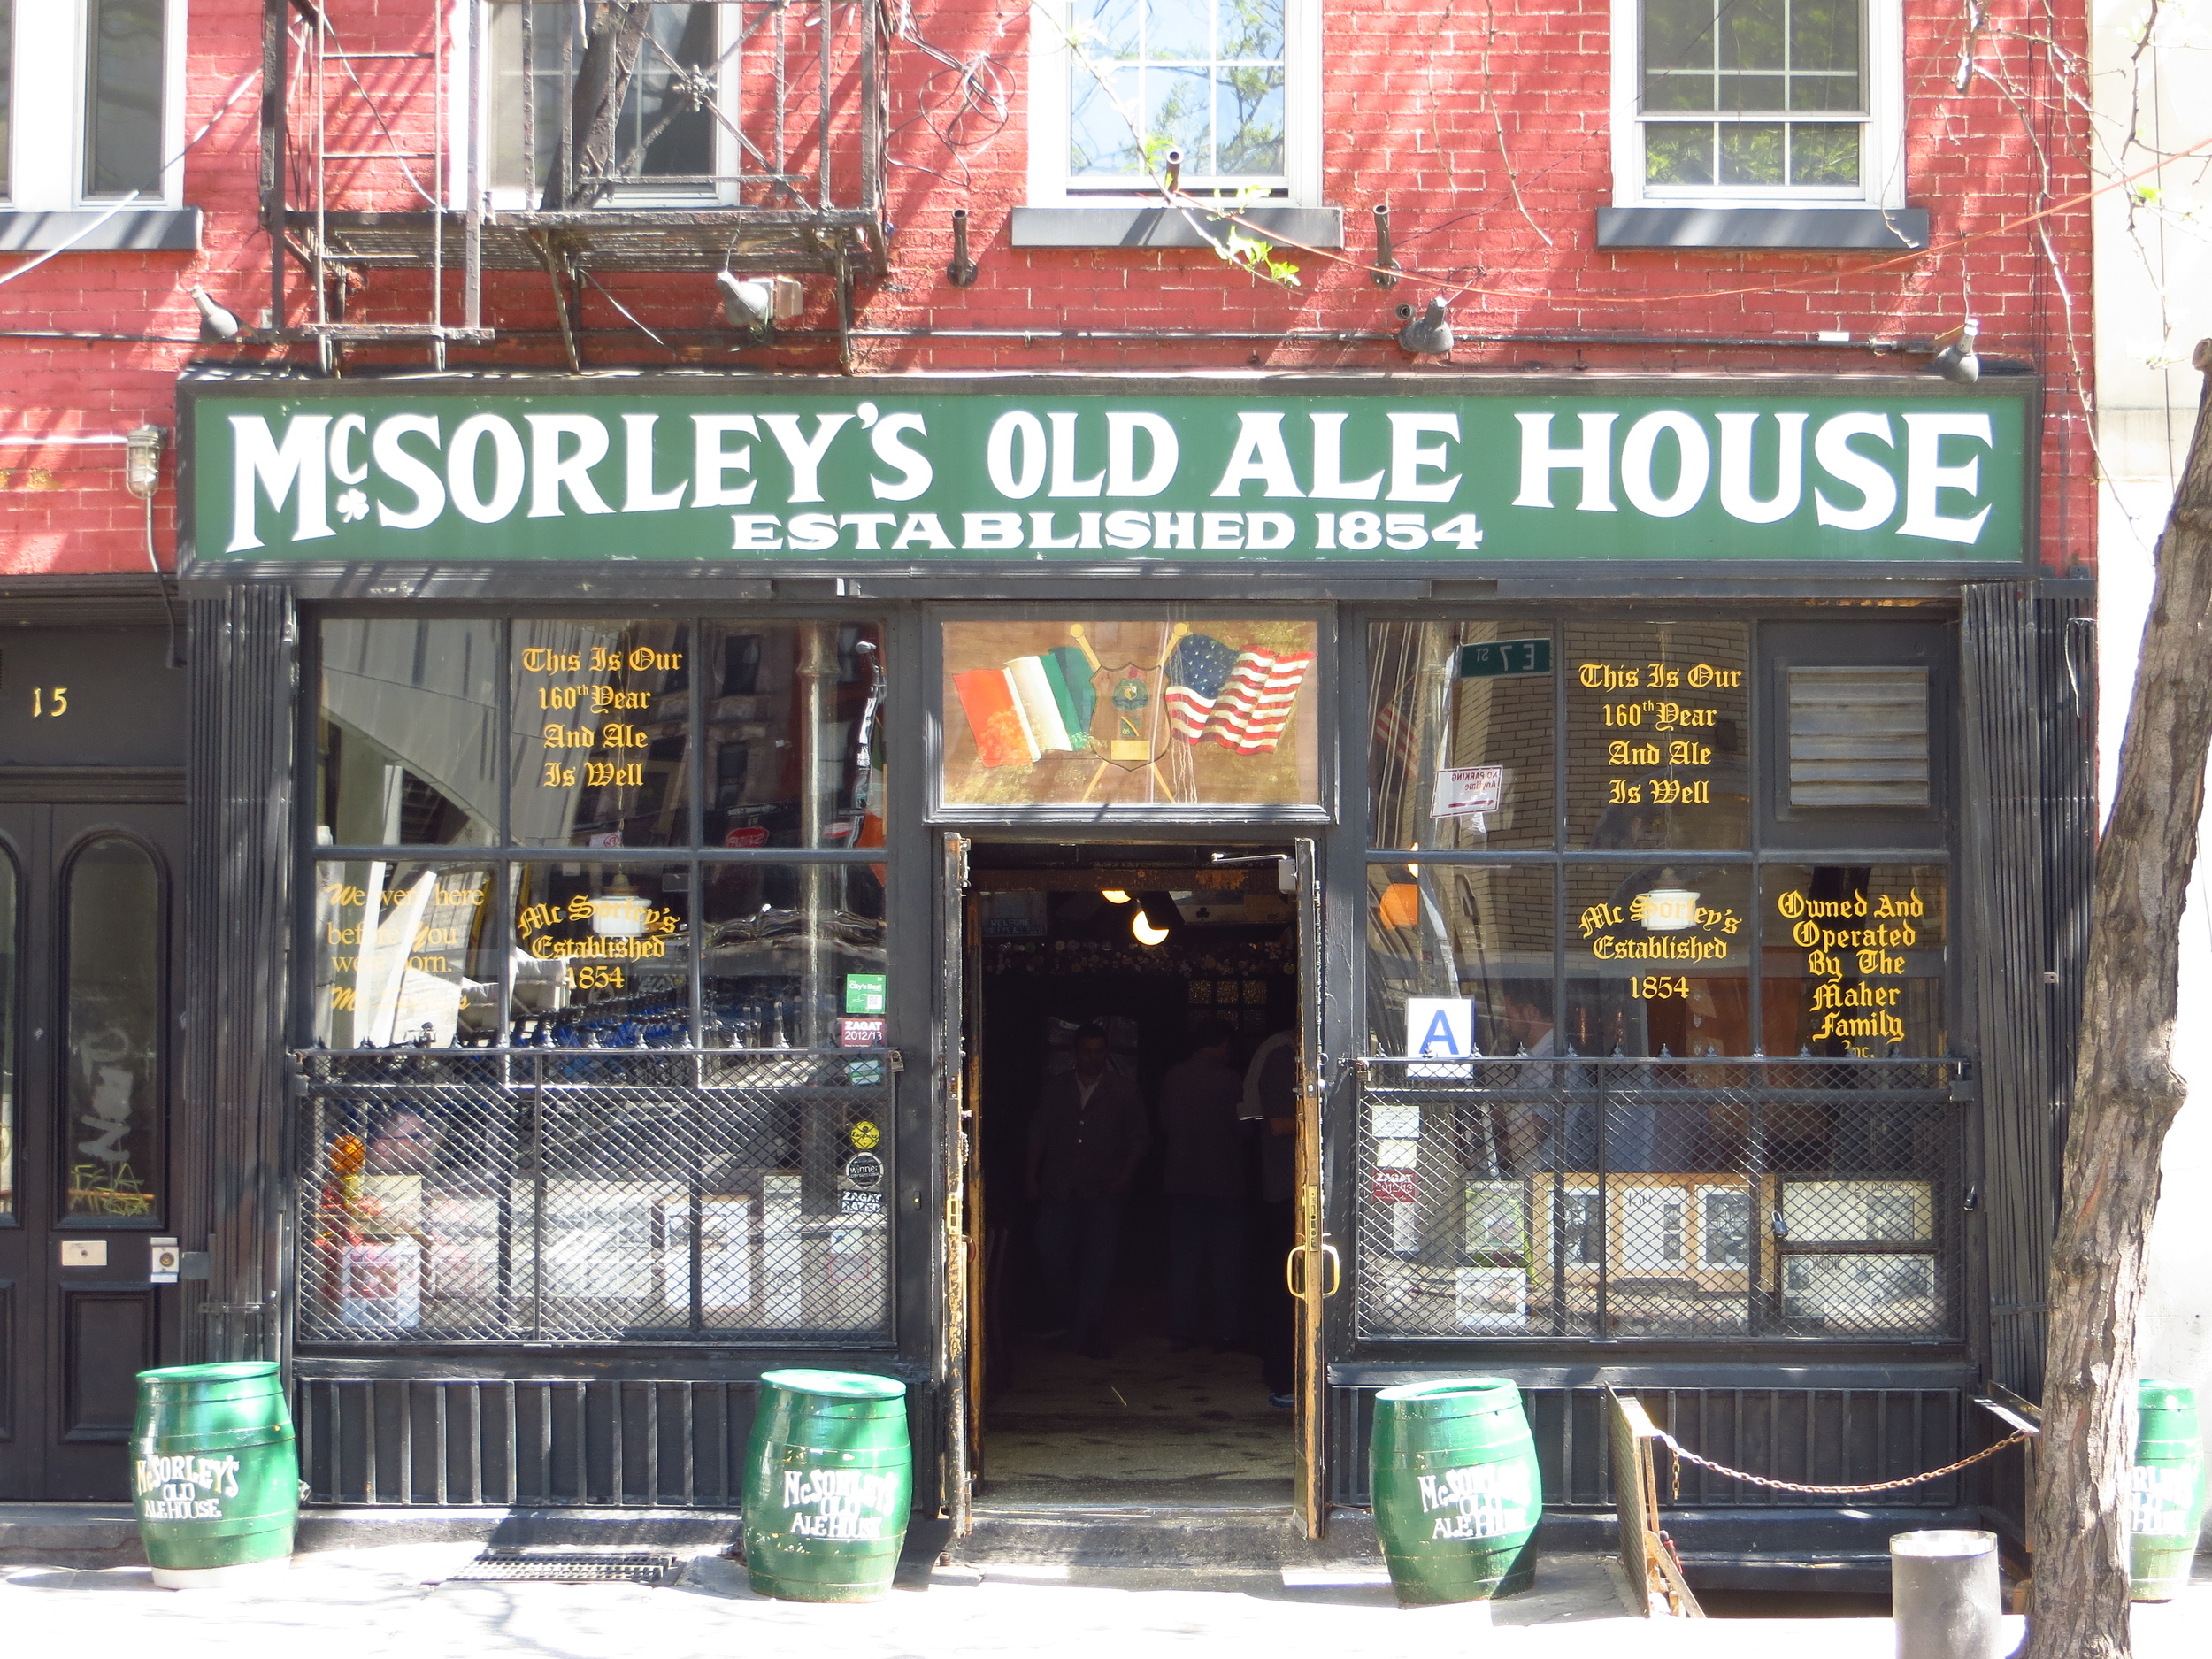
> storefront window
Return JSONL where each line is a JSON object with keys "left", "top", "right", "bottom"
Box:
{"left": 701, "top": 862, "right": 887, "bottom": 1050}
{"left": 1762, "top": 864, "right": 1947, "bottom": 1056}
{"left": 1368, "top": 622, "right": 1555, "bottom": 851}
{"left": 702, "top": 621, "right": 887, "bottom": 850}
{"left": 510, "top": 861, "right": 691, "bottom": 1045}
{"left": 1565, "top": 619, "right": 1750, "bottom": 851}
{"left": 940, "top": 617, "right": 1322, "bottom": 809}
{"left": 1364, "top": 864, "right": 1555, "bottom": 1059}
{"left": 511, "top": 619, "right": 692, "bottom": 849}
{"left": 62, "top": 836, "right": 162, "bottom": 1221}
{"left": 1565, "top": 862, "right": 1754, "bottom": 1059}
{"left": 0, "top": 849, "right": 14, "bottom": 1219}
{"left": 319, "top": 619, "right": 499, "bottom": 847}
{"left": 312, "top": 862, "right": 503, "bottom": 1049}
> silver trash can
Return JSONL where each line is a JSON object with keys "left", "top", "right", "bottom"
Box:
{"left": 1891, "top": 1529, "right": 2001, "bottom": 1659}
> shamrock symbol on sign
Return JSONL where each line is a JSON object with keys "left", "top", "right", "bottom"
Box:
{"left": 336, "top": 488, "right": 369, "bottom": 523}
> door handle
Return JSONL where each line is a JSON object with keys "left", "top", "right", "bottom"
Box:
{"left": 1318, "top": 1240, "right": 1341, "bottom": 1298}
{"left": 1285, "top": 1245, "right": 1305, "bottom": 1297}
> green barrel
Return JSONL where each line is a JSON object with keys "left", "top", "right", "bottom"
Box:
{"left": 132, "top": 1362, "right": 298, "bottom": 1588}
{"left": 742, "top": 1369, "right": 912, "bottom": 1603}
{"left": 2131, "top": 1379, "right": 2207, "bottom": 1602}
{"left": 1370, "top": 1376, "right": 1542, "bottom": 1606}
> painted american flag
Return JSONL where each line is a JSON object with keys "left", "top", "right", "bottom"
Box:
{"left": 1164, "top": 635, "right": 1317, "bottom": 754}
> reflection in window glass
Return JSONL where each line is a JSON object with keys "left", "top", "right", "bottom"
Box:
{"left": 488, "top": 2, "right": 716, "bottom": 199}
{"left": 1365, "top": 864, "right": 1554, "bottom": 1058}
{"left": 702, "top": 622, "right": 887, "bottom": 850}
{"left": 1069, "top": 0, "right": 1286, "bottom": 184}
{"left": 511, "top": 863, "right": 692, "bottom": 1045}
{"left": 0, "top": 849, "right": 14, "bottom": 1217}
{"left": 86, "top": 0, "right": 165, "bottom": 197}
{"left": 319, "top": 620, "right": 499, "bottom": 847}
{"left": 64, "top": 837, "right": 161, "bottom": 1220}
{"left": 702, "top": 862, "right": 887, "bottom": 1051}
{"left": 313, "top": 863, "right": 503, "bottom": 1049}
{"left": 1565, "top": 620, "right": 1750, "bottom": 851}
{"left": 511, "top": 620, "right": 691, "bottom": 848}
{"left": 1763, "top": 865, "right": 1946, "bottom": 1057}
{"left": 1564, "top": 862, "right": 1753, "bottom": 1060}
{"left": 941, "top": 618, "right": 1321, "bottom": 808}
{"left": 1369, "top": 622, "right": 1555, "bottom": 851}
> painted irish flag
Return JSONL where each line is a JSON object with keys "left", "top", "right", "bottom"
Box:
{"left": 953, "top": 646, "right": 1098, "bottom": 767}
{"left": 1164, "top": 635, "right": 1317, "bottom": 754}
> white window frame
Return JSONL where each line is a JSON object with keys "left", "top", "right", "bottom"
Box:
{"left": 467, "top": 0, "right": 741, "bottom": 212}
{"left": 1608, "top": 0, "right": 1904, "bottom": 211}
{"left": 3, "top": 0, "right": 188, "bottom": 211}
{"left": 1026, "top": 0, "right": 1322, "bottom": 209}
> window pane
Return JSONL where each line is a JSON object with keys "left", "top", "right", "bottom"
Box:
{"left": 511, "top": 620, "right": 691, "bottom": 848}
{"left": 624, "top": 4, "right": 715, "bottom": 183}
{"left": 1147, "top": 64, "right": 1214, "bottom": 168}
{"left": 1642, "top": 0, "right": 1717, "bottom": 71}
{"left": 1790, "top": 73, "right": 1863, "bottom": 111}
{"left": 1643, "top": 73, "right": 1717, "bottom": 113}
{"left": 1790, "top": 123, "right": 1862, "bottom": 186}
{"left": 1369, "top": 622, "right": 1555, "bottom": 851}
{"left": 63, "top": 837, "right": 161, "bottom": 1220}
{"left": 314, "top": 862, "right": 503, "bottom": 1048}
{"left": 702, "top": 623, "right": 885, "bottom": 850}
{"left": 1789, "top": 666, "right": 1928, "bottom": 808}
{"left": 1719, "top": 74, "right": 1786, "bottom": 111}
{"left": 1216, "top": 67, "right": 1285, "bottom": 176}
{"left": 86, "top": 0, "right": 164, "bottom": 197}
{"left": 1364, "top": 864, "right": 1555, "bottom": 1058}
{"left": 1148, "top": 0, "right": 1212, "bottom": 58}
{"left": 1565, "top": 621, "right": 1750, "bottom": 851}
{"left": 1762, "top": 865, "right": 1947, "bottom": 1056}
{"left": 1223, "top": 0, "right": 1286, "bottom": 60}
{"left": 513, "top": 862, "right": 693, "bottom": 1045}
{"left": 1718, "top": 123, "right": 1787, "bottom": 185}
{"left": 1644, "top": 124, "right": 1716, "bottom": 185}
{"left": 701, "top": 862, "right": 887, "bottom": 1051}
{"left": 490, "top": 3, "right": 716, "bottom": 197}
{"left": 1720, "top": 0, "right": 1786, "bottom": 69}
{"left": 1565, "top": 863, "right": 1754, "bottom": 1059}
{"left": 1792, "top": 0, "right": 1862, "bottom": 71}
{"left": 319, "top": 620, "right": 500, "bottom": 848}
{"left": 0, "top": 848, "right": 14, "bottom": 1218}
{"left": 941, "top": 618, "right": 1322, "bottom": 809}
{"left": 1076, "top": 0, "right": 1143, "bottom": 59}
{"left": 1071, "top": 68, "right": 1145, "bottom": 174}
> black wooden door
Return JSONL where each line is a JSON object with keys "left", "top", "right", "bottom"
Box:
{"left": 0, "top": 801, "right": 185, "bottom": 1501}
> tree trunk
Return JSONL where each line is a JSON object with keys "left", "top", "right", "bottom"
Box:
{"left": 2025, "top": 341, "right": 2212, "bottom": 1658}
{"left": 541, "top": 4, "right": 656, "bottom": 211}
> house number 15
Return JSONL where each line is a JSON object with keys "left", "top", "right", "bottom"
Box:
{"left": 31, "top": 686, "right": 67, "bottom": 717}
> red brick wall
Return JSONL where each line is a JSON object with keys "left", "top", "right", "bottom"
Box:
{"left": 0, "top": 0, "right": 2093, "bottom": 577}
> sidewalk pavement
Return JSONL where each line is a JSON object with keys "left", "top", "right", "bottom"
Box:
{"left": 3, "top": 1544, "right": 2205, "bottom": 1659}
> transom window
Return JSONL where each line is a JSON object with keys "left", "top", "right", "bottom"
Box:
{"left": 0, "top": 0, "right": 183, "bottom": 210}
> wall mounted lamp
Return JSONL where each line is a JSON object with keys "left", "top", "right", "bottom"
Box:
{"left": 717, "top": 272, "right": 804, "bottom": 333}
{"left": 947, "top": 207, "right": 979, "bottom": 287}
{"left": 189, "top": 284, "right": 242, "bottom": 342}
{"left": 122, "top": 426, "right": 164, "bottom": 499}
{"left": 1396, "top": 296, "right": 1453, "bottom": 357}
{"left": 1928, "top": 319, "right": 1980, "bottom": 385}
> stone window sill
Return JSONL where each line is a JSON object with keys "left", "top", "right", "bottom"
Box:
{"left": 0, "top": 208, "right": 203, "bottom": 252}
{"left": 1597, "top": 205, "right": 1930, "bottom": 250}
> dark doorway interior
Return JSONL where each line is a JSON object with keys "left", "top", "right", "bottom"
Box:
{"left": 971, "top": 843, "right": 1297, "bottom": 1504}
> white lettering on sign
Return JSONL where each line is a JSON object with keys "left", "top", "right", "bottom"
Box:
{"left": 780, "top": 1468, "right": 901, "bottom": 1540}
{"left": 2131, "top": 1463, "right": 2201, "bottom": 1536}
{"left": 211, "top": 401, "right": 2009, "bottom": 556}
{"left": 1416, "top": 1461, "right": 1533, "bottom": 1542}
{"left": 134, "top": 1453, "right": 242, "bottom": 1521}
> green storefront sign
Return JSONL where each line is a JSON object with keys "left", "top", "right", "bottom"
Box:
{"left": 186, "top": 385, "right": 2029, "bottom": 565}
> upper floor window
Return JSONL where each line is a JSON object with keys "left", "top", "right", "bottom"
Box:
{"left": 0, "top": 0, "right": 183, "bottom": 211}
{"left": 485, "top": 1, "right": 725, "bottom": 208}
{"left": 1611, "top": 0, "right": 1903, "bottom": 209}
{"left": 1028, "top": 0, "right": 1321, "bottom": 206}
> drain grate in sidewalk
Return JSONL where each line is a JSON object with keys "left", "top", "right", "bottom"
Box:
{"left": 450, "top": 1548, "right": 680, "bottom": 1586}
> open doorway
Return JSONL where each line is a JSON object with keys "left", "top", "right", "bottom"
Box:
{"left": 965, "top": 842, "right": 1302, "bottom": 1506}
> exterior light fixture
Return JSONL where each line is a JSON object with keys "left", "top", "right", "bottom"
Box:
{"left": 716, "top": 272, "right": 804, "bottom": 333}
{"left": 1131, "top": 907, "right": 1171, "bottom": 947}
{"left": 1161, "top": 147, "right": 1184, "bottom": 196}
{"left": 1396, "top": 296, "right": 1453, "bottom": 357}
{"left": 1928, "top": 319, "right": 1979, "bottom": 385}
{"left": 122, "top": 426, "right": 164, "bottom": 499}
{"left": 1378, "top": 881, "right": 1422, "bottom": 929}
{"left": 1099, "top": 888, "right": 1131, "bottom": 905}
{"left": 189, "top": 284, "right": 242, "bottom": 342}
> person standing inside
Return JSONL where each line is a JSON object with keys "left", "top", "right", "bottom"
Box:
{"left": 1026, "top": 1025, "right": 1149, "bottom": 1359}
{"left": 1158, "top": 1019, "right": 1249, "bottom": 1352}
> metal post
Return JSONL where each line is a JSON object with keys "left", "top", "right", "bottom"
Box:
{"left": 1890, "top": 1529, "right": 2001, "bottom": 1659}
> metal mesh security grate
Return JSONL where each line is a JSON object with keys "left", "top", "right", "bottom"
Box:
{"left": 295, "top": 1048, "right": 895, "bottom": 1344}
{"left": 1354, "top": 1056, "right": 1962, "bottom": 1341}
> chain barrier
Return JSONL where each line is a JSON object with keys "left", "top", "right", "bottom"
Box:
{"left": 1662, "top": 1427, "right": 2032, "bottom": 1501}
